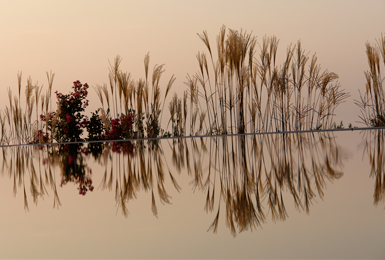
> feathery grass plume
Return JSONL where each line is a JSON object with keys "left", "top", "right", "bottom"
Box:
{"left": 151, "top": 64, "right": 165, "bottom": 112}
{"left": 108, "top": 55, "right": 122, "bottom": 117}
{"left": 144, "top": 52, "right": 150, "bottom": 81}
{"left": 34, "top": 84, "right": 43, "bottom": 134}
{"left": 94, "top": 84, "right": 105, "bottom": 108}
{"left": 46, "top": 71, "right": 55, "bottom": 111}
{"left": 117, "top": 71, "right": 132, "bottom": 114}
{"left": 356, "top": 34, "right": 385, "bottom": 126}
{"left": 127, "top": 80, "right": 135, "bottom": 107}
{"left": 25, "top": 77, "right": 35, "bottom": 110}
{"left": 93, "top": 54, "right": 175, "bottom": 139}
{"left": 101, "top": 83, "right": 110, "bottom": 111}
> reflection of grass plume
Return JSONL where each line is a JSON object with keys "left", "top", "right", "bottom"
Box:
{"left": 183, "top": 132, "right": 344, "bottom": 236}
{"left": 0, "top": 146, "right": 62, "bottom": 211}
{"left": 362, "top": 130, "right": 385, "bottom": 205}
{"left": 100, "top": 140, "right": 180, "bottom": 218}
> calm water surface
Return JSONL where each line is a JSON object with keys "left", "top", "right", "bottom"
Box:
{"left": 0, "top": 130, "right": 384, "bottom": 259}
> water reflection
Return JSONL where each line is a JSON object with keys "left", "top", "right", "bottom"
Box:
{"left": 361, "top": 130, "right": 385, "bottom": 206}
{"left": 101, "top": 140, "right": 178, "bottom": 217}
{"left": 1, "top": 145, "right": 61, "bottom": 210}
{"left": 1, "top": 132, "right": 347, "bottom": 235}
{"left": 177, "top": 133, "right": 345, "bottom": 236}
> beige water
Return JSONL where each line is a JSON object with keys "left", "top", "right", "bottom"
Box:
{"left": 0, "top": 130, "right": 384, "bottom": 259}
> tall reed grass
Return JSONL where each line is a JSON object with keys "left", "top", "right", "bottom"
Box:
{"left": 0, "top": 72, "right": 54, "bottom": 145}
{"left": 94, "top": 54, "right": 176, "bottom": 139}
{"left": 0, "top": 26, "right": 352, "bottom": 146}
{"left": 356, "top": 34, "right": 385, "bottom": 126}
{"left": 185, "top": 26, "right": 349, "bottom": 135}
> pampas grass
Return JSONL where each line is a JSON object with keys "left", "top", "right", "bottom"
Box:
{"left": 0, "top": 27, "right": 352, "bottom": 145}
{"left": 97, "top": 54, "right": 175, "bottom": 139}
{"left": 356, "top": 34, "right": 385, "bottom": 126}
{"left": 185, "top": 26, "right": 349, "bottom": 135}
{"left": 0, "top": 73, "right": 48, "bottom": 145}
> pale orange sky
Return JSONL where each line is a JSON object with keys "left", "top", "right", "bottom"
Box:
{"left": 1, "top": 1, "right": 385, "bottom": 258}
{"left": 1, "top": 0, "right": 384, "bottom": 127}
{"left": 0, "top": 0, "right": 385, "bottom": 258}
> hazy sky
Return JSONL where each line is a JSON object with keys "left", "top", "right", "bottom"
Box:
{"left": 1, "top": 2, "right": 385, "bottom": 258}
{"left": 1, "top": 0, "right": 384, "bottom": 126}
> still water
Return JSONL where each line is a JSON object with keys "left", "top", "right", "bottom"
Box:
{"left": 0, "top": 130, "right": 384, "bottom": 259}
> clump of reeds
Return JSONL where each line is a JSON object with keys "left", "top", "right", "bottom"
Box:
{"left": 356, "top": 34, "right": 385, "bottom": 126}
{"left": 94, "top": 54, "right": 176, "bottom": 139}
{"left": 185, "top": 26, "right": 349, "bottom": 135}
{"left": 0, "top": 72, "right": 53, "bottom": 146}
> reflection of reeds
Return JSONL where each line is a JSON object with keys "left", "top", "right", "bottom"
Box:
{"left": 3, "top": 131, "right": 345, "bottom": 235}
{"left": 186, "top": 26, "right": 349, "bottom": 135}
{"left": 362, "top": 130, "right": 385, "bottom": 205}
{"left": 356, "top": 34, "right": 385, "bottom": 126}
{"left": 99, "top": 140, "right": 180, "bottom": 217}
{"left": 1, "top": 145, "right": 60, "bottom": 211}
{"left": 180, "top": 132, "right": 344, "bottom": 236}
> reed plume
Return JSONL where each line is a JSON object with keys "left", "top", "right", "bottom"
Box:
{"left": 356, "top": 34, "right": 385, "bottom": 126}
{"left": 187, "top": 26, "right": 349, "bottom": 135}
